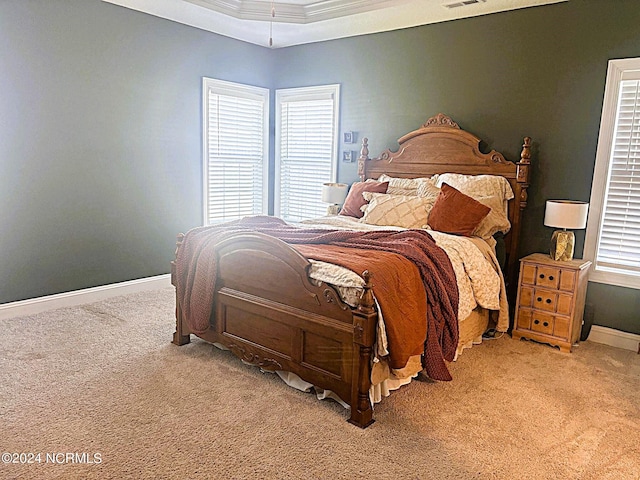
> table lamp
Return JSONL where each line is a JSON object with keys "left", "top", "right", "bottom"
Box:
{"left": 321, "top": 183, "right": 348, "bottom": 215}
{"left": 544, "top": 200, "right": 589, "bottom": 261}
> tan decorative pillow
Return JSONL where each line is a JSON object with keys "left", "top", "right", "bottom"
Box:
{"left": 360, "top": 192, "right": 436, "bottom": 228}
{"left": 386, "top": 185, "right": 420, "bottom": 195}
{"left": 427, "top": 184, "right": 491, "bottom": 236}
{"left": 416, "top": 182, "right": 441, "bottom": 201}
{"left": 377, "top": 174, "right": 433, "bottom": 196}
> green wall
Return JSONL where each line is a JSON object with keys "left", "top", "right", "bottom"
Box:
{"left": 0, "top": 0, "right": 272, "bottom": 303}
{"left": 1, "top": 0, "right": 638, "bottom": 335}
{"left": 271, "top": 0, "right": 640, "bottom": 335}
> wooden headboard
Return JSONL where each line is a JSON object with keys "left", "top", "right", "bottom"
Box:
{"left": 357, "top": 113, "right": 531, "bottom": 300}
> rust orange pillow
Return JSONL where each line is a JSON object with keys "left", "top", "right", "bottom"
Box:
{"left": 427, "top": 183, "right": 491, "bottom": 236}
{"left": 339, "top": 181, "right": 389, "bottom": 218}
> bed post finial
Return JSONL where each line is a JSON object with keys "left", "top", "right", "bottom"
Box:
{"left": 358, "top": 137, "right": 369, "bottom": 181}
{"left": 358, "top": 270, "right": 375, "bottom": 314}
{"left": 516, "top": 137, "right": 531, "bottom": 190}
{"left": 175, "top": 232, "right": 185, "bottom": 258}
{"left": 521, "top": 136, "right": 531, "bottom": 162}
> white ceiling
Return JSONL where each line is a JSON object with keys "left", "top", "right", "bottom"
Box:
{"left": 102, "top": 0, "right": 567, "bottom": 48}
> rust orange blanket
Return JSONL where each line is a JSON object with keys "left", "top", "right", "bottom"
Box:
{"left": 294, "top": 244, "right": 427, "bottom": 369}
{"left": 175, "top": 216, "right": 459, "bottom": 381}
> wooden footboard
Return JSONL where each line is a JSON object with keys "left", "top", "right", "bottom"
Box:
{"left": 171, "top": 232, "right": 378, "bottom": 428}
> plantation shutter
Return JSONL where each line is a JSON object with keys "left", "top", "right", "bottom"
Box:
{"left": 595, "top": 77, "right": 640, "bottom": 276}
{"left": 203, "top": 79, "right": 268, "bottom": 224}
{"left": 276, "top": 85, "right": 340, "bottom": 222}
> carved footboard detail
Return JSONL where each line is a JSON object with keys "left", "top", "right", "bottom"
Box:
{"left": 227, "top": 343, "right": 283, "bottom": 371}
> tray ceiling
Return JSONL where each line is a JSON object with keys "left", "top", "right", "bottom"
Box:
{"left": 102, "top": 0, "right": 567, "bottom": 48}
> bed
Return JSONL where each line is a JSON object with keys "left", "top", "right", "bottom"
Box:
{"left": 171, "top": 113, "right": 532, "bottom": 428}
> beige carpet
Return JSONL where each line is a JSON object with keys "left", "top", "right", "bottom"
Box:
{"left": 2, "top": 288, "right": 639, "bottom": 480}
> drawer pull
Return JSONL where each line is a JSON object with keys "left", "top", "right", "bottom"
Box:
{"left": 543, "top": 322, "right": 549, "bottom": 327}
{"left": 546, "top": 299, "right": 552, "bottom": 304}
{"left": 534, "top": 319, "right": 540, "bottom": 325}
{"left": 537, "top": 297, "right": 542, "bottom": 302}
{"left": 549, "top": 275, "right": 554, "bottom": 281}
{"left": 539, "top": 274, "right": 545, "bottom": 279}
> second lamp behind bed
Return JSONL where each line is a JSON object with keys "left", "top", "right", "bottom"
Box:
{"left": 321, "top": 182, "right": 349, "bottom": 215}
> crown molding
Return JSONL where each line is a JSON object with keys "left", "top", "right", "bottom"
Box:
{"left": 184, "top": 0, "right": 406, "bottom": 24}
{"left": 185, "top": 0, "right": 304, "bottom": 23}
{"left": 102, "top": 0, "right": 568, "bottom": 48}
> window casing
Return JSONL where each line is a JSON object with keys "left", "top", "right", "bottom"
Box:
{"left": 275, "top": 85, "right": 340, "bottom": 222}
{"left": 584, "top": 58, "right": 640, "bottom": 289}
{"left": 202, "top": 78, "right": 269, "bottom": 225}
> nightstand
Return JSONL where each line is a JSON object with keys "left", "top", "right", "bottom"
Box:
{"left": 512, "top": 253, "right": 591, "bottom": 352}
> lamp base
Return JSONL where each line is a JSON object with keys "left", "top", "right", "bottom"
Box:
{"left": 550, "top": 230, "right": 575, "bottom": 261}
{"left": 326, "top": 204, "right": 340, "bottom": 215}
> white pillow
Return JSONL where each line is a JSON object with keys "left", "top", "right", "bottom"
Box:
{"left": 360, "top": 192, "right": 436, "bottom": 228}
{"left": 432, "top": 173, "right": 514, "bottom": 214}
{"left": 473, "top": 195, "right": 512, "bottom": 238}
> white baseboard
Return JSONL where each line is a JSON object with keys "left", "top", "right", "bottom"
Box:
{"left": 587, "top": 325, "right": 640, "bottom": 353}
{"left": 0, "top": 274, "right": 172, "bottom": 320}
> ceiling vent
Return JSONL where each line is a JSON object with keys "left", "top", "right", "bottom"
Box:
{"left": 443, "top": 0, "right": 487, "bottom": 8}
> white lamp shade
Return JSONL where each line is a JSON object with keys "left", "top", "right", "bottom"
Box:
{"left": 321, "top": 183, "right": 348, "bottom": 204}
{"left": 544, "top": 200, "right": 589, "bottom": 229}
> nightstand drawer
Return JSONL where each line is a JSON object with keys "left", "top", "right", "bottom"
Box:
{"left": 517, "top": 308, "right": 550, "bottom": 332}
{"left": 519, "top": 287, "right": 573, "bottom": 315}
{"left": 532, "top": 290, "right": 557, "bottom": 312}
{"left": 521, "top": 264, "right": 560, "bottom": 289}
{"left": 517, "top": 308, "right": 570, "bottom": 339}
{"left": 530, "top": 311, "right": 554, "bottom": 335}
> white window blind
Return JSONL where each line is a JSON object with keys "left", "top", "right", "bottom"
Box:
{"left": 275, "top": 85, "right": 340, "bottom": 222}
{"left": 585, "top": 59, "right": 640, "bottom": 289}
{"left": 203, "top": 78, "right": 269, "bottom": 225}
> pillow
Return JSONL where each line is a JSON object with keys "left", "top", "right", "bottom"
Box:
{"left": 473, "top": 195, "right": 512, "bottom": 239}
{"left": 377, "top": 174, "right": 434, "bottom": 196}
{"left": 427, "top": 183, "right": 491, "bottom": 236}
{"left": 416, "top": 181, "right": 441, "bottom": 201}
{"left": 360, "top": 192, "right": 436, "bottom": 228}
{"left": 339, "top": 181, "right": 389, "bottom": 218}
{"left": 433, "top": 173, "right": 514, "bottom": 213}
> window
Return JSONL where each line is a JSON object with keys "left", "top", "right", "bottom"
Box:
{"left": 202, "top": 78, "right": 269, "bottom": 225}
{"left": 585, "top": 58, "right": 640, "bottom": 289}
{"left": 275, "top": 85, "right": 340, "bottom": 222}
